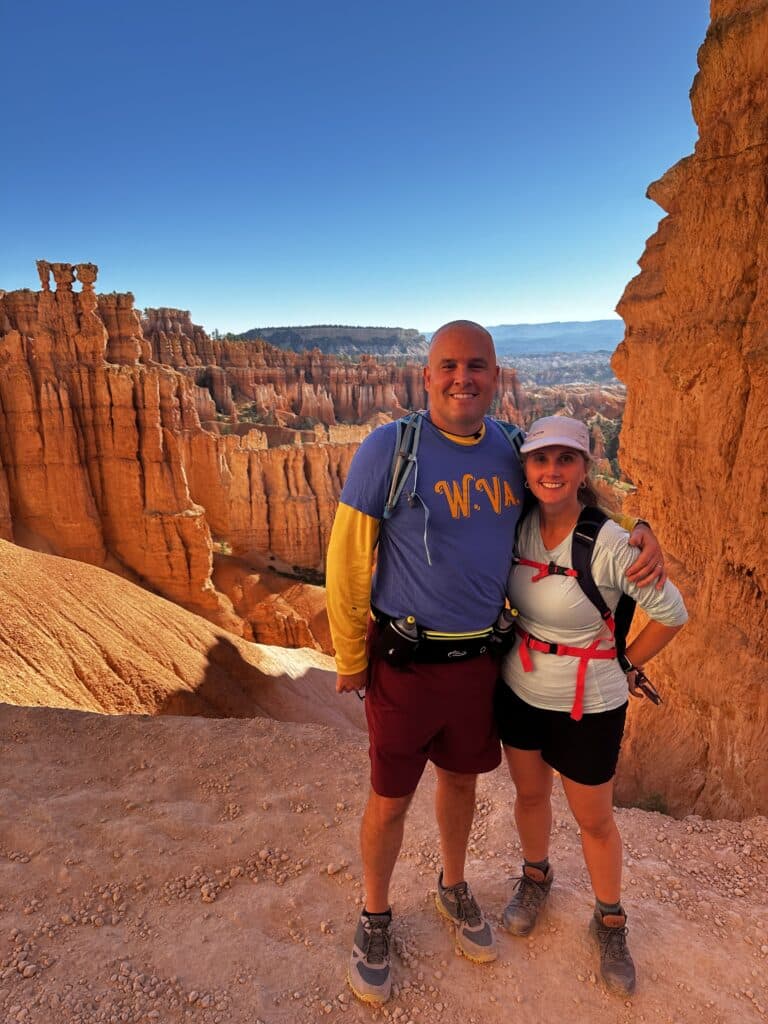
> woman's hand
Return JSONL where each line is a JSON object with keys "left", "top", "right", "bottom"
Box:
{"left": 626, "top": 668, "right": 647, "bottom": 700}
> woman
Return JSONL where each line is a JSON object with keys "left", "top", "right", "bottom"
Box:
{"left": 495, "top": 415, "right": 687, "bottom": 996}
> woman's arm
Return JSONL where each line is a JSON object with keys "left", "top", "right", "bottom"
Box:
{"left": 624, "top": 620, "right": 684, "bottom": 669}
{"left": 623, "top": 620, "right": 685, "bottom": 700}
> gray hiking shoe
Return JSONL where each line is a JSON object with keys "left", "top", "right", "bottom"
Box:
{"left": 589, "top": 908, "right": 636, "bottom": 995}
{"left": 502, "top": 864, "right": 554, "bottom": 936}
{"left": 348, "top": 911, "right": 393, "bottom": 1004}
{"left": 435, "top": 870, "right": 497, "bottom": 963}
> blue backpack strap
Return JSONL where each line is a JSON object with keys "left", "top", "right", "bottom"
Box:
{"left": 383, "top": 412, "right": 424, "bottom": 519}
{"left": 491, "top": 417, "right": 525, "bottom": 459}
{"left": 572, "top": 506, "right": 636, "bottom": 668}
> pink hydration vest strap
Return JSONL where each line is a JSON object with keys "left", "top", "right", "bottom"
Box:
{"left": 515, "top": 556, "right": 619, "bottom": 719}
{"left": 514, "top": 553, "right": 621, "bottom": 720}
{"left": 514, "top": 556, "right": 580, "bottom": 584}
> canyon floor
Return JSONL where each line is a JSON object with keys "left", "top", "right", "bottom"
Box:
{"left": 0, "top": 543, "right": 766, "bottom": 1024}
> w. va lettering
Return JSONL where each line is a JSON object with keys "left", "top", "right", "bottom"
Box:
{"left": 434, "top": 474, "right": 520, "bottom": 519}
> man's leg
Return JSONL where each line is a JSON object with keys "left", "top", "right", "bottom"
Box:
{"left": 360, "top": 787, "right": 415, "bottom": 913}
{"left": 349, "top": 786, "right": 414, "bottom": 1005}
{"left": 433, "top": 766, "right": 497, "bottom": 963}
{"left": 434, "top": 766, "right": 477, "bottom": 887}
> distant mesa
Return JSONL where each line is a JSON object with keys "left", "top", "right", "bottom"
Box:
{"left": 236, "top": 324, "right": 430, "bottom": 358}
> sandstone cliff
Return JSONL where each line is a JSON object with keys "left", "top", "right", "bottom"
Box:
{"left": 0, "top": 268, "right": 359, "bottom": 648}
{"left": 612, "top": 0, "right": 768, "bottom": 820}
{"left": 0, "top": 263, "right": 221, "bottom": 621}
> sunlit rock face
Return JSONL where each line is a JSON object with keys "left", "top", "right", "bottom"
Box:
{"left": 0, "top": 267, "right": 358, "bottom": 643}
{"left": 612, "top": 0, "right": 768, "bottom": 819}
{"left": 0, "top": 264, "right": 220, "bottom": 621}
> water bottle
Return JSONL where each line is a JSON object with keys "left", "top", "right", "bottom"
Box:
{"left": 383, "top": 615, "right": 420, "bottom": 667}
{"left": 489, "top": 606, "right": 519, "bottom": 653}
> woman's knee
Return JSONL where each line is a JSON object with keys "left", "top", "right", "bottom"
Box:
{"left": 576, "top": 809, "right": 616, "bottom": 842}
{"left": 514, "top": 786, "right": 551, "bottom": 812}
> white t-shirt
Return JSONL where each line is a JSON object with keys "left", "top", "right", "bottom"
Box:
{"left": 500, "top": 508, "right": 688, "bottom": 714}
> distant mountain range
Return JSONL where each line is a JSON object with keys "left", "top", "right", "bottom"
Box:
{"left": 235, "top": 320, "right": 625, "bottom": 359}
{"left": 483, "top": 320, "right": 624, "bottom": 356}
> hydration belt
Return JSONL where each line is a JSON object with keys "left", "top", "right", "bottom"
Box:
{"left": 371, "top": 607, "right": 494, "bottom": 664}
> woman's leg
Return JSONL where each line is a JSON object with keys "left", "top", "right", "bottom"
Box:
{"left": 560, "top": 773, "right": 635, "bottom": 994}
{"left": 502, "top": 745, "right": 555, "bottom": 935}
{"left": 559, "top": 774, "right": 621, "bottom": 904}
{"left": 503, "top": 745, "right": 554, "bottom": 860}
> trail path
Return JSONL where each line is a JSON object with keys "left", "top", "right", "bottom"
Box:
{"left": 1, "top": 703, "right": 766, "bottom": 1024}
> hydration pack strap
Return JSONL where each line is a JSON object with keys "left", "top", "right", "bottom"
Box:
{"left": 383, "top": 412, "right": 424, "bottom": 519}
{"left": 514, "top": 556, "right": 581, "bottom": 584}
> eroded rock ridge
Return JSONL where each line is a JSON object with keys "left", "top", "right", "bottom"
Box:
{"left": 612, "top": 0, "right": 768, "bottom": 819}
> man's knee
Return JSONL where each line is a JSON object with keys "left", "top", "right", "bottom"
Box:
{"left": 364, "top": 789, "right": 414, "bottom": 828}
{"left": 435, "top": 767, "right": 478, "bottom": 796}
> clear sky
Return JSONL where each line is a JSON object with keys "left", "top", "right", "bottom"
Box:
{"left": 2, "top": 1, "right": 710, "bottom": 334}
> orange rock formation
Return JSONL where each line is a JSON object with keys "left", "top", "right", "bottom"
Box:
{"left": 0, "top": 267, "right": 359, "bottom": 647}
{"left": 141, "top": 307, "right": 527, "bottom": 428}
{"left": 612, "top": 0, "right": 768, "bottom": 819}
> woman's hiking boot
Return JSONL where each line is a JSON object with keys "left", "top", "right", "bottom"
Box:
{"left": 589, "top": 908, "right": 636, "bottom": 995}
{"left": 435, "top": 871, "right": 497, "bottom": 963}
{"left": 502, "top": 864, "right": 554, "bottom": 936}
{"left": 348, "top": 910, "right": 392, "bottom": 1004}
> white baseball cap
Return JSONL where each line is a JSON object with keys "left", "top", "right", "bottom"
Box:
{"left": 519, "top": 416, "right": 591, "bottom": 456}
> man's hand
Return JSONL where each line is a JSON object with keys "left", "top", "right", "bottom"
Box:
{"left": 336, "top": 669, "right": 368, "bottom": 694}
{"left": 626, "top": 523, "right": 666, "bottom": 590}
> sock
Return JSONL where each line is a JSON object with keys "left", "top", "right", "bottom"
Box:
{"left": 362, "top": 907, "right": 392, "bottom": 921}
{"left": 524, "top": 857, "right": 550, "bottom": 875}
{"left": 596, "top": 898, "right": 623, "bottom": 918}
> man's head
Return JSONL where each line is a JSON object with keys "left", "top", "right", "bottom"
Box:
{"left": 424, "top": 320, "right": 499, "bottom": 435}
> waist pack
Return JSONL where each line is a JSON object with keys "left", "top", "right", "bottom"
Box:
{"left": 370, "top": 609, "right": 495, "bottom": 667}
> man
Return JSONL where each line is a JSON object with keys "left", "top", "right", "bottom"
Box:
{"left": 326, "top": 320, "right": 662, "bottom": 1005}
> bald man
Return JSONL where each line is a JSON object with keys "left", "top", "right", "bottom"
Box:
{"left": 326, "top": 320, "right": 661, "bottom": 1004}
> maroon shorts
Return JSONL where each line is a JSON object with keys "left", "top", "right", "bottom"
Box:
{"left": 365, "top": 650, "right": 501, "bottom": 798}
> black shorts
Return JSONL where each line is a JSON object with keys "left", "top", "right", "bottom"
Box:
{"left": 494, "top": 681, "right": 627, "bottom": 786}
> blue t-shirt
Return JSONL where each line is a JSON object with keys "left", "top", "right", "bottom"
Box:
{"left": 339, "top": 416, "right": 525, "bottom": 632}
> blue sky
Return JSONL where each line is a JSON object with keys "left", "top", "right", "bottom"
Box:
{"left": 2, "top": 1, "right": 710, "bottom": 334}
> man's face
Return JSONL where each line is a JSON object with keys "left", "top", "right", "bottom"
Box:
{"left": 423, "top": 323, "right": 499, "bottom": 435}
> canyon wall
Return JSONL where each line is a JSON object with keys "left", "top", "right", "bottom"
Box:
{"left": 141, "top": 307, "right": 527, "bottom": 428}
{"left": 0, "top": 267, "right": 358, "bottom": 645}
{"left": 612, "top": 0, "right": 768, "bottom": 819}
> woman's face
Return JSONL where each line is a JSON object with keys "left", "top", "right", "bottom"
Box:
{"left": 524, "top": 445, "right": 588, "bottom": 510}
